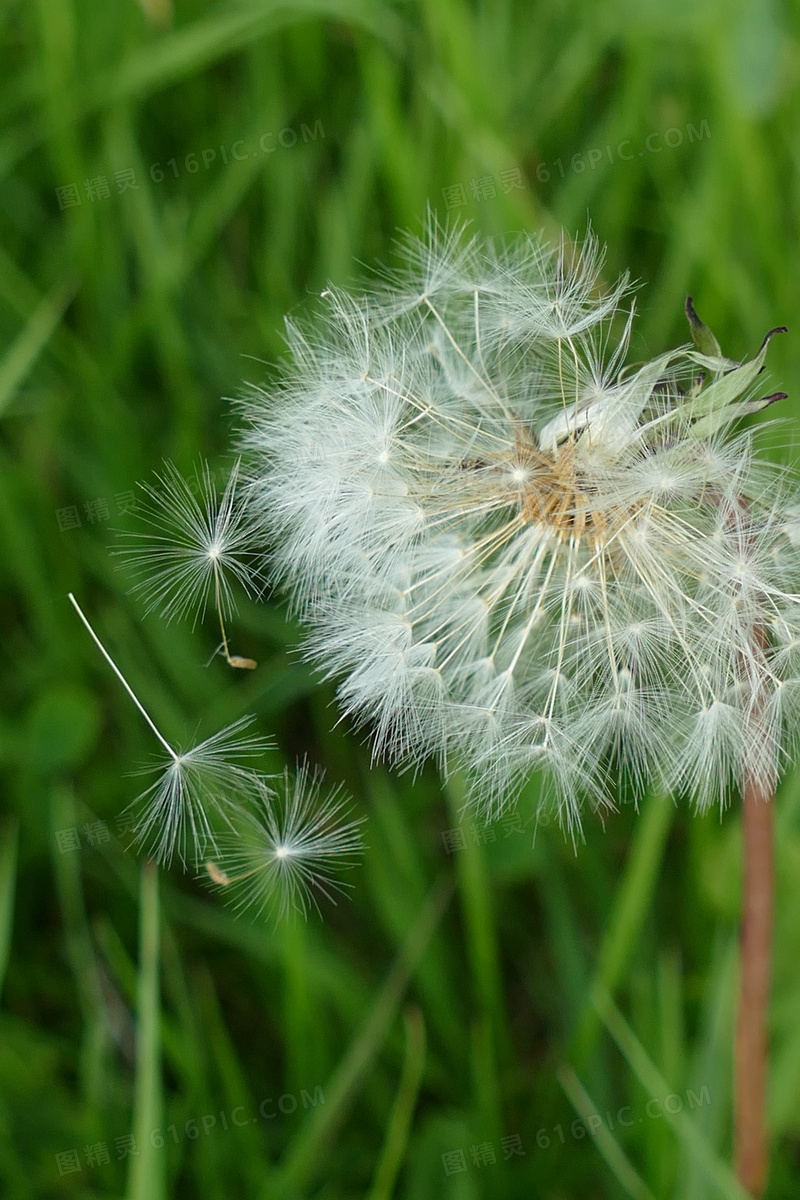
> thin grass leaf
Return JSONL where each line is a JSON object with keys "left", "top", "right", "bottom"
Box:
{"left": 572, "top": 795, "right": 675, "bottom": 1066}
{"left": 557, "top": 1063, "right": 658, "bottom": 1200}
{"left": 590, "top": 983, "right": 750, "bottom": 1200}
{"left": 50, "top": 785, "right": 109, "bottom": 1111}
{"left": 0, "top": 818, "right": 18, "bottom": 1001}
{"left": 0, "top": 276, "right": 75, "bottom": 417}
{"left": 268, "top": 877, "right": 452, "bottom": 1199}
{"left": 367, "top": 1006, "right": 426, "bottom": 1200}
{"left": 444, "top": 773, "right": 506, "bottom": 1046}
{"left": 127, "top": 862, "right": 165, "bottom": 1200}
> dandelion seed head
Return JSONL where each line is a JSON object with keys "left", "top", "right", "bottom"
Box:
{"left": 241, "top": 218, "right": 800, "bottom": 828}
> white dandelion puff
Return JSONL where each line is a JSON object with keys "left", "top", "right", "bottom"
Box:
{"left": 68, "top": 593, "right": 269, "bottom": 866}
{"left": 117, "top": 458, "right": 262, "bottom": 669}
{"left": 240, "top": 220, "right": 800, "bottom": 829}
{"left": 204, "top": 764, "right": 365, "bottom": 919}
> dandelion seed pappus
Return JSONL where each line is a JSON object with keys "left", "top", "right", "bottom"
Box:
{"left": 116, "top": 458, "right": 263, "bottom": 670}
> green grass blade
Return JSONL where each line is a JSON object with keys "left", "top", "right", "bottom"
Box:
{"left": 126, "top": 861, "right": 165, "bottom": 1200}
{"left": 681, "top": 936, "right": 738, "bottom": 1200}
{"left": 443, "top": 774, "right": 505, "bottom": 1041}
{"left": 270, "top": 877, "right": 451, "bottom": 1198}
{"left": 367, "top": 1005, "right": 426, "bottom": 1200}
{"left": 572, "top": 795, "right": 675, "bottom": 1065}
{"left": 0, "top": 818, "right": 18, "bottom": 1001}
{"left": 0, "top": 277, "right": 75, "bottom": 417}
{"left": 99, "top": 2, "right": 401, "bottom": 107}
{"left": 557, "top": 1064, "right": 658, "bottom": 1200}
{"left": 590, "top": 983, "right": 750, "bottom": 1200}
{"left": 49, "top": 785, "right": 108, "bottom": 1113}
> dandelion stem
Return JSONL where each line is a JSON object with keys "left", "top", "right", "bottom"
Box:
{"left": 68, "top": 592, "right": 179, "bottom": 762}
{"left": 734, "top": 766, "right": 773, "bottom": 1196}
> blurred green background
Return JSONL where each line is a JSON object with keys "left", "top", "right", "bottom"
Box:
{"left": 3, "top": 0, "right": 800, "bottom": 1197}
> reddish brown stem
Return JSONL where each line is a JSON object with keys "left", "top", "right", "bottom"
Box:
{"left": 734, "top": 771, "right": 774, "bottom": 1196}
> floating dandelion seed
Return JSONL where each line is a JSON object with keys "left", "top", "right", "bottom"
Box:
{"left": 205, "top": 764, "right": 365, "bottom": 919}
{"left": 131, "top": 716, "right": 270, "bottom": 867}
{"left": 241, "top": 220, "right": 800, "bottom": 829}
{"left": 68, "top": 593, "right": 269, "bottom": 866}
{"left": 117, "top": 459, "right": 261, "bottom": 669}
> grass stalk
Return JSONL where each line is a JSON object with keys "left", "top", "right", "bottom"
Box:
{"left": 127, "top": 861, "right": 165, "bottom": 1200}
{"left": 734, "top": 778, "right": 773, "bottom": 1195}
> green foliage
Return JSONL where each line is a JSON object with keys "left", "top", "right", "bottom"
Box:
{"left": 2, "top": 0, "right": 800, "bottom": 1196}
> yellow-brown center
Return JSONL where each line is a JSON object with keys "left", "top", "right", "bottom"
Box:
{"left": 513, "top": 435, "right": 608, "bottom": 543}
